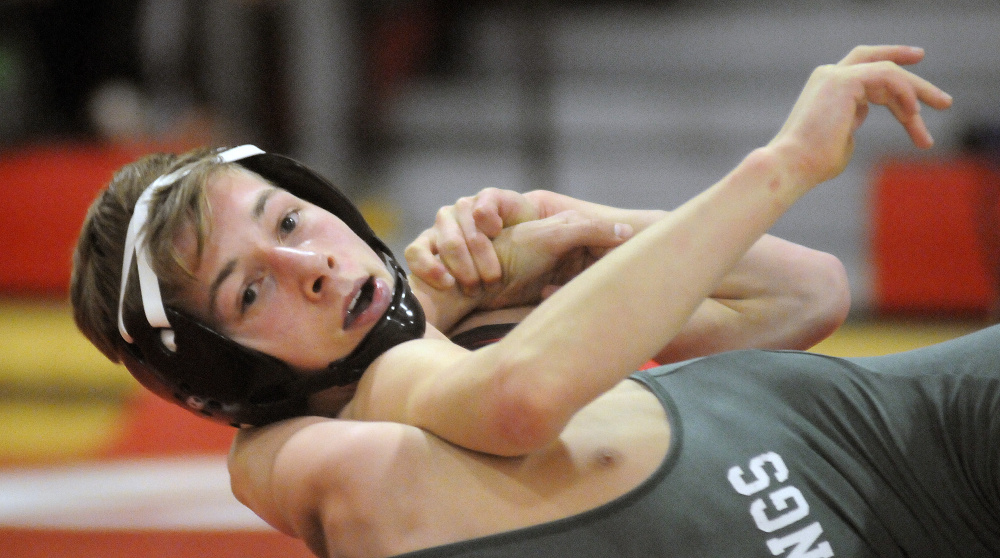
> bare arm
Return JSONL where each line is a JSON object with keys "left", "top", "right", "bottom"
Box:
{"left": 354, "top": 45, "right": 951, "bottom": 456}
{"left": 228, "top": 417, "right": 332, "bottom": 554}
{"left": 230, "top": 417, "right": 429, "bottom": 558}
{"left": 655, "top": 234, "right": 849, "bottom": 360}
{"left": 526, "top": 190, "right": 851, "bottom": 355}
{"left": 408, "top": 187, "right": 849, "bottom": 356}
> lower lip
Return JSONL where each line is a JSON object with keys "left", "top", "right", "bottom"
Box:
{"left": 346, "top": 277, "right": 392, "bottom": 332}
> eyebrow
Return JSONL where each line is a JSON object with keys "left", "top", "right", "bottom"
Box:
{"left": 207, "top": 187, "right": 279, "bottom": 318}
{"left": 252, "top": 187, "right": 278, "bottom": 220}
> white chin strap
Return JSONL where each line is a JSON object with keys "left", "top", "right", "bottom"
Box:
{"left": 117, "top": 144, "right": 266, "bottom": 345}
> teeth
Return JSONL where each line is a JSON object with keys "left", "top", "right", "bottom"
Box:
{"left": 347, "top": 288, "right": 363, "bottom": 315}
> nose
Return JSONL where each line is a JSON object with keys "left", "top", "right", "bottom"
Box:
{"left": 267, "top": 246, "right": 335, "bottom": 299}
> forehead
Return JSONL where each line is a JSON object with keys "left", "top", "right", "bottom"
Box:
{"left": 207, "top": 167, "right": 274, "bottom": 203}
{"left": 201, "top": 167, "right": 302, "bottom": 229}
{"left": 171, "top": 169, "right": 275, "bottom": 269}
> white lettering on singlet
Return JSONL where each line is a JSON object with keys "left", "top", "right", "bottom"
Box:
{"left": 727, "top": 451, "right": 835, "bottom": 558}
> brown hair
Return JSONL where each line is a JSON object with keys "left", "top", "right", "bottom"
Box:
{"left": 70, "top": 146, "right": 233, "bottom": 362}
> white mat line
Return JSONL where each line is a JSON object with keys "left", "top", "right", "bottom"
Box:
{"left": 0, "top": 456, "right": 271, "bottom": 531}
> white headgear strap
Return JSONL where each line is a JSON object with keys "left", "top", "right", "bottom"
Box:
{"left": 117, "top": 145, "right": 266, "bottom": 344}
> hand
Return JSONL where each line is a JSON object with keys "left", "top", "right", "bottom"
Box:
{"left": 405, "top": 188, "right": 542, "bottom": 293}
{"left": 479, "top": 210, "right": 633, "bottom": 309}
{"left": 770, "top": 45, "right": 952, "bottom": 187}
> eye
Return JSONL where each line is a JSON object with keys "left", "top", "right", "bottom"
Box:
{"left": 241, "top": 283, "right": 259, "bottom": 312}
{"left": 279, "top": 210, "right": 299, "bottom": 237}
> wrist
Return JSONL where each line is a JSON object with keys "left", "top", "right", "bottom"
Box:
{"left": 764, "top": 130, "right": 850, "bottom": 192}
{"left": 408, "top": 274, "right": 485, "bottom": 332}
{"left": 748, "top": 143, "right": 813, "bottom": 204}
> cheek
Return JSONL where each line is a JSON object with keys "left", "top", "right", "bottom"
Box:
{"left": 235, "top": 306, "right": 351, "bottom": 369}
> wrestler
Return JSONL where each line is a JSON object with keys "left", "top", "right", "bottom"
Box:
{"left": 70, "top": 45, "right": 968, "bottom": 557}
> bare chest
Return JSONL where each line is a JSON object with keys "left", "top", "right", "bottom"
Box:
{"left": 341, "top": 382, "right": 670, "bottom": 557}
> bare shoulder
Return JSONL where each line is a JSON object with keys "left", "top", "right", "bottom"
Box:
{"left": 230, "top": 417, "right": 432, "bottom": 555}
{"left": 340, "top": 336, "right": 471, "bottom": 423}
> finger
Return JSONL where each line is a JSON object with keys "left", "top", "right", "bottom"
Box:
{"left": 872, "top": 75, "right": 928, "bottom": 146}
{"left": 536, "top": 211, "right": 634, "bottom": 253}
{"left": 844, "top": 48, "right": 952, "bottom": 111}
{"left": 438, "top": 235, "right": 482, "bottom": 290}
{"left": 916, "top": 78, "right": 953, "bottom": 111}
{"left": 464, "top": 228, "right": 503, "bottom": 285}
{"left": 433, "top": 206, "right": 481, "bottom": 288}
{"left": 404, "top": 230, "right": 455, "bottom": 290}
{"left": 470, "top": 194, "right": 504, "bottom": 238}
{"left": 452, "top": 196, "right": 480, "bottom": 240}
{"left": 473, "top": 188, "right": 538, "bottom": 235}
{"left": 907, "top": 78, "right": 952, "bottom": 148}
{"left": 891, "top": 64, "right": 953, "bottom": 111}
{"left": 862, "top": 64, "right": 951, "bottom": 148}
{"left": 839, "top": 45, "right": 925, "bottom": 67}
{"left": 451, "top": 200, "right": 499, "bottom": 285}
{"left": 884, "top": 90, "right": 934, "bottom": 148}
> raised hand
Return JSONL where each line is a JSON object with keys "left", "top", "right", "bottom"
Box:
{"left": 769, "top": 45, "right": 952, "bottom": 188}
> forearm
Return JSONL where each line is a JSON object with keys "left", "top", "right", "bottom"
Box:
{"left": 527, "top": 189, "right": 850, "bottom": 357}
{"left": 504, "top": 147, "right": 807, "bottom": 383}
{"left": 653, "top": 236, "right": 849, "bottom": 361}
{"left": 421, "top": 147, "right": 811, "bottom": 452}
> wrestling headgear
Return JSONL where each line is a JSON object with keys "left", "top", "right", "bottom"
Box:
{"left": 116, "top": 145, "right": 425, "bottom": 427}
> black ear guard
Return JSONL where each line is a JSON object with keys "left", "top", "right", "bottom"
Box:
{"left": 118, "top": 149, "right": 425, "bottom": 427}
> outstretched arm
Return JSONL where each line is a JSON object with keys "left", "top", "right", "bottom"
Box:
{"left": 354, "top": 45, "right": 951, "bottom": 456}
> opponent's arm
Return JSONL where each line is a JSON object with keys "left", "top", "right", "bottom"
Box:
{"left": 528, "top": 191, "right": 852, "bottom": 355}
{"left": 408, "top": 186, "right": 849, "bottom": 354}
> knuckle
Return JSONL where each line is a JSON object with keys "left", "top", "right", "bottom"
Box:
{"left": 438, "top": 235, "right": 465, "bottom": 255}
{"left": 466, "top": 231, "right": 490, "bottom": 248}
{"left": 434, "top": 206, "right": 452, "bottom": 222}
{"left": 404, "top": 233, "right": 429, "bottom": 252}
{"left": 812, "top": 63, "right": 838, "bottom": 78}
{"left": 557, "top": 209, "right": 582, "bottom": 223}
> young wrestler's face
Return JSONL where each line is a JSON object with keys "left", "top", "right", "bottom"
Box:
{"left": 173, "top": 169, "right": 396, "bottom": 371}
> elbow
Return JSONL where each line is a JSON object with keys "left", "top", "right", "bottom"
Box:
{"left": 796, "top": 251, "right": 851, "bottom": 347}
{"left": 482, "top": 358, "right": 572, "bottom": 456}
{"left": 489, "top": 397, "right": 567, "bottom": 457}
{"left": 816, "top": 252, "right": 851, "bottom": 334}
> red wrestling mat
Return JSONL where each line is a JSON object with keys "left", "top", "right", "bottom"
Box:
{"left": 103, "top": 388, "right": 236, "bottom": 459}
{"left": 2, "top": 529, "right": 314, "bottom": 558}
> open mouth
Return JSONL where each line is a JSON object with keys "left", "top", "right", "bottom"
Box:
{"left": 344, "top": 276, "right": 376, "bottom": 330}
